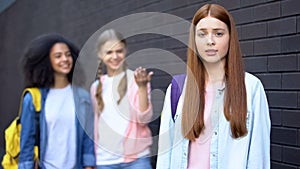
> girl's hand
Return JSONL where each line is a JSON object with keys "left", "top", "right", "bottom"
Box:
{"left": 134, "top": 67, "right": 153, "bottom": 88}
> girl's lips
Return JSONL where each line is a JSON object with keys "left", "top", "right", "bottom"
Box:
{"left": 110, "top": 62, "right": 121, "bottom": 66}
{"left": 110, "top": 59, "right": 123, "bottom": 66}
{"left": 205, "top": 49, "right": 217, "bottom": 56}
{"left": 60, "top": 63, "right": 71, "bottom": 69}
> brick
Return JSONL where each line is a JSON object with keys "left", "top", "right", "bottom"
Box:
{"left": 271, "top": 144, "right": 282, "bottom": 161}
{"left": 268, "top": 54, "right": 298, "bottom": 72}
{"left": 215, "top": 0, "right": 240, "bottom": 10}
{"left": 282, "top": 110, "right": 300, "bottom": 128}
{"left": 231, "top": 8, "right": 254, "bottom": 25}
{"left": 129, "top": 38, "right": 165, "bottom": 52}
{"left": 271, "top": 162, "right": 297, "bottom": 169}
{"left": 298, "top": 54, "right": 300, "bottom": 70}
{"left": 269, "top": 109, "right": 281, "bottom": 126}
{"left": 169, "top": 3, "right": 202, "bottom": 21}
{"left": 130, "top": 47, "right": 186, "bottom": 67}
{"left": 240, "top": 41, "right": 253, "bottom": 57}
{"left": 254, "top": 37, "right": 281, "bottom": 55}
{"left": 271, "top": 127, "right": 297, "bottom": 146}
{"left": 151, "top": 74, "right": 172, "bottom": 89}
{"left": 298, "top": 130, "right": 300, "bottom": 146}
{"left": 241, "top": 22, "right": 267, "bottom": 40}
{"left": 244, "top": 57, "right": 267, "bottom": 73}
{"left": 256, "top": 73, "right": 281, "bottom": 90}
{"left": 297, "top": 17, "right": 300, "bottom": 33}
{"left": 268, "top": 17, "right": 297, "bottom": 36}
{"left": 126, "top": 0, "right": 158, "bottom": 11}
{"left": 267, "top": 91, "right": 298, "bottom": 108}
{"left": 241, "top": 0, "right": 264, "bottom": 7}
{"left": 281, "top": 35, "right": 300, "bottom": 53}
{"left": 160, "top": 0, "right": 184, "bottom": 12}
{"left": 282, "top": 73, "right": 300, "bottom": 90}
{"left": 127, "top": 34, "right": 162, "bottom": 44}
{"left": 143, "top": 0, "right": 188, "bottom": 13}
{"left": 236, "top": 26, "right": 241, "bottom": 40}
{"left": 253, "top": 2, "right": 280, "bottom": 21}
{"left": 172, "top": 48, "right": 187, "bottom": 62}
{"left": 282, "top": 146, "right": 300, "bottom": 165}
{"left": 162, "top": 36, "right": 187, "bottom": 50}
{"left": 298, "top": 92, "right": 300, "bottom": 108}
{"left": 282, "top": 0, "right": 300, "bottom": 17}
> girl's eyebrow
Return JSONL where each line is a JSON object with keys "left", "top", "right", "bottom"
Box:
{"left": 197, "top": 28, "right": 226, "bottom": 31}
{"left": 52, "top": 50, "right": 70, "bottom": 55}
{"left": 104, "top": 49, "right": 112, "bottom": 53}
{"left": 52, "top": 52, "right": 62, "bottom": 55}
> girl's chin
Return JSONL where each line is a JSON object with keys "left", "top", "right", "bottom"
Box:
{"left": 110, "top": 66, "right": 121, "bottom": 70}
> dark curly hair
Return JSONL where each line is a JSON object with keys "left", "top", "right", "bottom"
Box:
{"left": 21, "top": 33, "right": 79, "bottom": 88}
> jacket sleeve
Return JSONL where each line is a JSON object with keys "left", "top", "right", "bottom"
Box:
{"left": 19, "top": 93, "right": 36, "bottom": 169}
{"left": 156, "top": 84, "right": 174, "bottom": 169}
{"left": 82, "top": 134, "right": 96, "bottom": 167}
{"left": 82, "top": 93, "right": 96, "bottom": 167}
{"left": 247, "top": 80, "right": 271, "bottom": 169}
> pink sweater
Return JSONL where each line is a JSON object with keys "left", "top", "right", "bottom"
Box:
{"left": 90, "top": 72, "right": 153, "bottom": 163}
{"left": 187, "top": 86, "right": 215, "bottom": 169}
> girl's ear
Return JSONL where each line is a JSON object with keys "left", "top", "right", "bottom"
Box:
{"left": 97, "top": 50, "right": 103, "bottom": 60}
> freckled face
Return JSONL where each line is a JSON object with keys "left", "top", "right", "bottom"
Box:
{"left": 195, "top": 16, "right": 230, "bottom": 65}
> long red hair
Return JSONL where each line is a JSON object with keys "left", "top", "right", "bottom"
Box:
{"left": 182, "top": 4, "right": 247, "bottom": 140}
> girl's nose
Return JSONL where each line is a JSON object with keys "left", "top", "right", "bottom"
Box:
{"left": 62, "top": 54, "right": 68, "bottom": 60}
{"left": 207, "top": 34, "right": 215, "bottom": 46}
{"left": 112, "top": 52, "right": 118, "bottom": 59}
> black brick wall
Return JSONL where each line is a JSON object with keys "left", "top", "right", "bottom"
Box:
{"left": 0, "top": 0, "right": 299, "bottom": 168}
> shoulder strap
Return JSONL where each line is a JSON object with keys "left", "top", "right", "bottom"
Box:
{"left": 18, "top": 88, "right": 41, "bottom": 116}
{"left": 23, "top": 88, "right": 41, "bottom": 112}
{"left": 170, "top": 74, "right": 186, "bottom": 122}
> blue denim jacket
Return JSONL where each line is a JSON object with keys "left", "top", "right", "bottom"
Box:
{"left": 157, "top": 73, "right": 271, "bottom": 169}
{"left": 19, "top": 86, "right": 96, "bottom": 169}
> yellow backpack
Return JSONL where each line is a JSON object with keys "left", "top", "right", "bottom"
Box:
{"left": 2, "top": 88, "right": 41, "bottom": 169}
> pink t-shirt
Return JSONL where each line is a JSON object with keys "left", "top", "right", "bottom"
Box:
{"left": 187, "top": 85, "right": 216, "bottom": 169}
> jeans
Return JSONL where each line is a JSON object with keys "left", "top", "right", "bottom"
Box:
{"left": 97, "top": 157, "right": 152, "bottom": 169}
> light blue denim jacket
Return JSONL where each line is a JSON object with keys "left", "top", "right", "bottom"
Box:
{"left": 19, "top": 86, "right": 96, "bottom": 169}
{"left": 157, "top": 73, "right": 271, "bottom": 169}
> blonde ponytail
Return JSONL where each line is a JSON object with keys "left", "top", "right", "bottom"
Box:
{"left": 95, "top": 61, "right": 104, "bottom": 116}
{"left": 117, "top": 63, "right": 127, "bottom": 104}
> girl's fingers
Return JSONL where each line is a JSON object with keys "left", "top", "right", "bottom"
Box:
{"left": 147, "top": 71, "right": 154, "bottom": 81}
{"left": 134, "top": 67, "right": 153, "bottom": 84}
